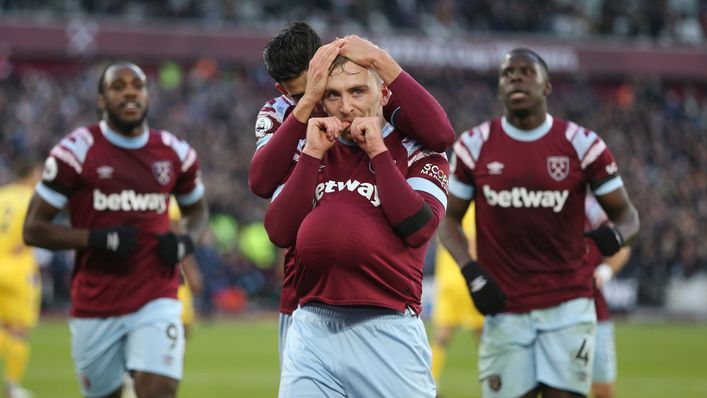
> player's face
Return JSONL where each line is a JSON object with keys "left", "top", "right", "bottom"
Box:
{"left": 99, "top": 64, "right": 149, "bottom": 135}
{"left": 498, "top": 53, "right": 550, "bottom": 117}
{"left": 322, "top": 61, "right": 385, "bottom": 138}
{"left": 276, "top": 72, "right": 307, "bottom": 103}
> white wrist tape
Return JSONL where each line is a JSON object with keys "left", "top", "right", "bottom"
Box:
{"left": 595, "top": 263, "right": 614, "bottom": 285}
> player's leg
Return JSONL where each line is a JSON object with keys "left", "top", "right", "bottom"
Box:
{"left": 431, "top": 325, "right": 454, "bottom": 385}
{"left": 478, "top": 312, "right": 537, "bottom": 397}
{"left": 124, "top": 299, "right": 184, "bottom": 398}
{"left": 279, "top": 306, "right": 345, "bottom": 398}
{"left": 590, "top": 321, "right": 616, "bottom": 398}
{"left": 535, "top": 298, "right": 596, "bottom": 398}
{"left": 68, "top": 316, "right": 130, "bottom": 398}
{"left": 2, "top": 267, "right": 41, "bottom": 398}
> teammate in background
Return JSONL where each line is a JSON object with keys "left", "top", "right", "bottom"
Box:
{"left": 585, "top": 194, "right": 631, "bottom": 398}
{"left": 431, "top": 204, "right": 483, "bottom": 393}
{"left": 0, "top": 159, "right": 42, "bottom": 398}
{"left": 250, "top": 21, "right": 455, "bottom": 363}
{"left": 439, "top": 48, "right": 639, "bottom": 398}
{"left": 23, "top": 62, "right": 209, "bottom": 398}
{"left": 265, "top": 55, "right": 449, "bottom": 397}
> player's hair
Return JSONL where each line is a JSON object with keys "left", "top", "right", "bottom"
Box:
{"left": 263, "top": 21, "right": 322, "bottom": 83}
{"left": 329, "top": 55, "right": 383, "bottom": 86}
{"left": 507, "top": 48, "right": 550, "bottom": 77}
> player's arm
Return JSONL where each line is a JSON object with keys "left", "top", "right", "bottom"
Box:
{"left": 595, "top": 246, "right": 631, "bottom": 288}
{"left": 340, "top": 35, "right": 455, "bottom": 152}
{"left": 249, "top": 42, "right": 341, "bottom": 199}
{"left": 438, "top": 194, "right": 474, "bottom": 266}
{"left": 592, "top": 185, "right": 640, "bottom": 249}
{"left": 264, "top": 117, "right": 341, "bottom": 248}
{"left": 169, "top": 204, "right": 205, "bottom": 293}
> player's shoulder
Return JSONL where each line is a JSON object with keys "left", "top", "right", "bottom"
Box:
{"left": 396, "top": 128, "right": 448, "bottom": 167}
{"left": 49, "top": 124, "right": 101, "bottom": 173}
{"left": 458, "top": 118, "right": 496, "bottom": 141}
{"left": 153, "top": 128, "right": 197, "bottom": 164}
{"left": 554, "top": 117, "right": 607, "bottom": 160}
{"left": 453, "top": 118, "right": 497, "bottom": 166}
{"left": 257, "top": 95, "right": 294, "bottom": 121}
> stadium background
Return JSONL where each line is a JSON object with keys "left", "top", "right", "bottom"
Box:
{"left": 0, "top": 1, "right": 706, "bottom": 397}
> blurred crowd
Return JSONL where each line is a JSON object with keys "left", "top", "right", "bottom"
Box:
{"left": 0, "top": 58, "right": 705, "bottom": 312}
{"left": 2, "top": 0, "right": 706, "bottom": 43}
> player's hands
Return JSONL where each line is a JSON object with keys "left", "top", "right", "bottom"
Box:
{"left": 301, "top": 40, "right": 342, "bottom": 106}
{"left": 88, "top": 225, "right": 138, "bottom": 257}
{"left": 156, "top": 232, "right": 195, "bottom": 267}
{"left": 339, "top": 35, "right": 402, "bottom": 84}
{"left": 594, "top": 263, "right": 614, "bottom": 288}
{"left": 460, "top": 261, "right": 506, "bottom": 315}
{"left": 303, "top": 117, "right": 348, "bottom": 159}
{"left": 350, "top": 116, "right": 387, "bottom": 158}
{"left": 584, "top": 224, "right": 623, "bottom": 257}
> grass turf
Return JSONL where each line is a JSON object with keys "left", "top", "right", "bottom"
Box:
{"left": 7, "top": 317, "right": 707, "bottom": 397}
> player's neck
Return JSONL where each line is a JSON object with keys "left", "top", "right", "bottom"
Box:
{"left": 104, "top": 119, "right": 146, "bottom": 137}
{"left": 505, "top": 108, "right": 547, "bottom": 131}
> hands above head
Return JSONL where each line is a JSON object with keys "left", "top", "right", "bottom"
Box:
{"left": 350, "top": 117, "right": 387, "bottom": 158}
{"left": 303, "top": 117, "right": 349, "bottom": 159}
{"left": 88, "top": 225, "right": 138, "bottom": 257}
{"left": 156, "top": 232, "right": 195, "bottom": 267}
{"left": 301, "top": 40, "right": 342, "bottom": 106}
{"left": 339, "top": 35, "right": 402, "bottom": 84}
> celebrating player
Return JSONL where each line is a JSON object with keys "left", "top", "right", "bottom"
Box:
{"left": 250, "top": 21, "right": 455, "bottom": 363}
{"left": 264, "top": 55, "right": 449, "bottom": 397}
{"left": 23, "top": 62, "right": 209, "bottom": 398}
{"left": 438, "top": 48, "right": 640, "bottom": 398}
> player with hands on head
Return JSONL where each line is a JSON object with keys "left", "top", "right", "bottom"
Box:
{"left": 251, "top": 22, "right": 455, "bottom": 365}
{"left": 23, "top": 62, "right": 209, "bottom": 398}
{"left": 265, "top": 55, "right": 449, "bottom": 397}
{"left": 439, "top": 48, "right": 639, "bottom": 398}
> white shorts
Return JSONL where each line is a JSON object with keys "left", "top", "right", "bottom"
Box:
{"left": 278, "top": 312, "right": 293, "bottom": 367}
{"left": 479, "top": 298, "right": 596, "bottom": 398}
{"left": 280, "top": 303, "right": 436, "bottom": 398}
{"left": 69, "top": 298, "right": 185, "bottom": 398}
{"left": 593, "top": 321, "right": 616, "bottom": 383}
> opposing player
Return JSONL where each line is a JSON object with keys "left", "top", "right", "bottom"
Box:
{"left": 431, "top": 204, "right": 484, "bottom": 393}
{"left": 439, "top": 48, "right": 640, "bottom": 398}
{"left": 23, "top": 62, "right": 209, "bottom": 398}
{"left": 0, "top": 158, "right": 42, "bottom": 398}
{"left": 250, "top": 22, "right": 455, "bottom": 363}
{"left": 585, "top": 194, "right": 631, "bottom": 398}
{"left": 264, "top": 55, "right": 449, "bottom": 397}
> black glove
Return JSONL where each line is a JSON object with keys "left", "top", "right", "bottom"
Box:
{"left": 156, "top": 232, "right": 195, "bottom": 267}
{"left": 88, "top": 226, "right": 138, "bottom": 257}
{"left": 460, "top": 261, "right": 506, "bottom": 315}
{"left": 584, "top": 224, "right": 623, "bottom": 257}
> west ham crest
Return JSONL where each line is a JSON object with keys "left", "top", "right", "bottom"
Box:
{"left": 152, "top": 161, "right": 172, "bottom": 186}
{"left": 547, "top": 156, "right": 569, "bottom": 181}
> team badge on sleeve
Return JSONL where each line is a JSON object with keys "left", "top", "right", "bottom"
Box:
{"left": 255, "top": 116, "right": 273, "bottom": 138}
{"left": 547, "top": 156, "right": 569, "bottom": 181}
{"left": 42, "top": 156, "right": 58, "bottom": 181}
{"left": 152, "top": 161, "right": 173, "bottom": 186}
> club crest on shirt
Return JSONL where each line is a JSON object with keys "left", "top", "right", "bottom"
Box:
{"left": 547, "top": 156, "right": 569, "bottom": 181}
{"left": 152, "top": 161, "right": 172, "bottom": 186}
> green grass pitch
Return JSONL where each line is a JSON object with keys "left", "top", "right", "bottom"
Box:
{"left": 7, "top": 317, "right": 707, "bottom": 397}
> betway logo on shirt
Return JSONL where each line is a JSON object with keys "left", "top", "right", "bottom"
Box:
{"left": 93, "top": 189, "right": 168, "bottom": 214}
{"left": 483, "top": 185, "right": 569, "bottom": 213}
{"left": 315, "top": 180, "right": 380, "bottom": 207}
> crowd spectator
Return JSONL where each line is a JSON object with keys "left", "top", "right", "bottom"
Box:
{"left": 1, "top": 0, "right": 705, "bottom": 43}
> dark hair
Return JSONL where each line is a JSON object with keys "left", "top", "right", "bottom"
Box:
{"left": 263, "top": 21, "right": 322, "bottom": 83}
{"left": 507, "top": 48, "right": 550, "bottom": 77}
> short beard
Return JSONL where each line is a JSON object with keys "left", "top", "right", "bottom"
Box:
{"left": 104, "top": 106, "right": 148, "bottom": 134}
{"left": 509, "top": 107, "right": 531, "bottom": 119}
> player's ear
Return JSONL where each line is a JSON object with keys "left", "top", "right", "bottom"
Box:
{"left": 380, "top": 84, "right": 390, "bottom": 106}
{"left": 544, "top": 80, "right": 552, "bottom": 96}
{"left": 274, "top": 82, "right": 289, "bottom": 98}
{"left": 97, "top": 95, "right": 106, "bottom": 111}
